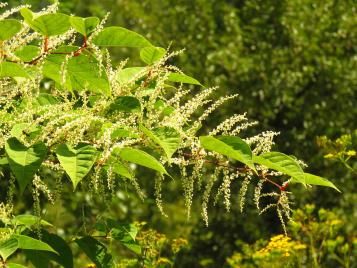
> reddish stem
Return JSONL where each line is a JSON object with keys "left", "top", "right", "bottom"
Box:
{"left": 43, "top": 36, "right": 49, "bottom": 52}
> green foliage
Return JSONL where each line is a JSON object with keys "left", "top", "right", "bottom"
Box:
{"left": 0, "top": 2, "right": 345, "bottom": 267}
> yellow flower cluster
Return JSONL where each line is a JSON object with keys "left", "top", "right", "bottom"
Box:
{"left": 255, "top": 235, "right": 306, "bottom": 258}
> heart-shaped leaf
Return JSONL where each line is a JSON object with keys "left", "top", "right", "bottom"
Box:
{"left": 56, "top": 144, "right": 97, "bottom": 190}
{"left": 5, "top": 138, "right": 47, "bottom": 193}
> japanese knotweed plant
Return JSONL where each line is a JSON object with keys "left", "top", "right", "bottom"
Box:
{"left": 0, "top": 2, "right": 340, "bottom": 267}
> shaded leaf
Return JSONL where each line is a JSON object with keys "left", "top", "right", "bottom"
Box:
{"left": 24, "top": 230, "right": 73, "bottom": 268}
{"left": 76, "top": 236, "right": 113, "bottom": 268}
{"left": 108, "top": 96, "right": 141, "bottom": 114}
{"left": 98, "top": 220, "right": 141, "bottom": 254}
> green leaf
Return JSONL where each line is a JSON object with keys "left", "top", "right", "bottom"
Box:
{"left": 7, "top": 263, "right": 28, "bottom": 268}
{"left": 43, "top": 48, "right": 110, "bottom": 95}
{"left": 292, "top": 173, "right": 341, "bottom": 192}
{"left": 12, "top": 234, "right": 57, "bottom": 254}
{"left": 99, "top": 220, "right": 141, "bottom": 254}
{"left": 24, "top": 230, "right": 73, "bottom": 268}
{"left": 140, "top": 46, "right": 166, "bottom": 65}
{"left": 154, "top": 100, "right": 175, "bottom": 116}
{"left": 70, "top": 16, "right": 99, "bottom": 36}
{"left": 116, "top": 67, "right": 146, "bottom": 84}
{"left": 0, "top": 157, "right": 8, "bottom": 165}
{"left": 0, "top": 19, "right": 22, "bottom": 41}
{"left": 200, "top": 136, "right": 256, "bottom": 172}
{"left": 13, "top": 215, "right": 52, "bottom": 228}
{"left": 35, "top": 93, "right": 59, "bottom": 106}
{"left": 56, "top": 144, "right": 98, "bottom": 190}
{"left": 10, "top": 123, "right": 40, "bottom": 139}
{"left": 108, "top": 96, "right": 141, "bottom": 114}
{"left": 0, "top": 238, "right": 18, "bottom": 261}
{"left": 5, "top": 138, "right": 47, "bottom": 193}
{"left": 118, "top": 148, "right": 168, "bottom": 175}
{"left": 98, "top": 123, "right": 139, "bottom": 140}
{"left": 76, "top": 236, "right": 113, "bottom": 268}
{"left": 0, "top": 62, "right": 29, "bottom": 78}
{"left": 112, "top": 162, "right": 134, "bottom": 180}
{"left": 14, "top": 45, "right": 40, "bottom": 62}
{"left": 253, "top": 152, "right": 306, "bottom": 184}
{"left": 93, "top": 26, "right": 152, "bottom": 47}
{"left": 111, "top": 128, "right": 139, "bottom": 140}
{"left": 140, "top": 125, "right": 181, "bottom": 158}
{"left": 168, "top": 72, "right": 202, "bottom": 85}
{"left": 21, "top": 9, "right": 70, "bottom": 36}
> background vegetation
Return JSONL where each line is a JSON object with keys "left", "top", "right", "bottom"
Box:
{"left": 4, "top": 0, "right": 357, "bottom": 267}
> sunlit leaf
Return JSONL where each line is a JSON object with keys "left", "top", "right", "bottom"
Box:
{"left": 5, "top": 138, "right": 47, "bottom": 193}
{"left": 0, "top": 19, "right": 22, "bottom": 41}
{"left": 93, "top": 26, "right": 152, "bottom": 47}
{"left": 200, "top": 136, "right": 256, "bottom": 172}
{"left": 140, "top": 46, "right": 166, "bottom": 64}
{"left": 56, "top": 144, "right": 98, "bottom": 190}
